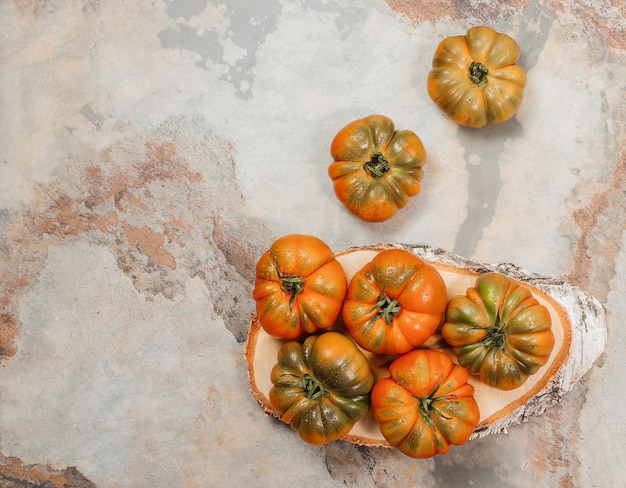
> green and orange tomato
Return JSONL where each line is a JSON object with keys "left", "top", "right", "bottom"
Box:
{"left": 269, "top": 331, "right": 374, "bottom": 445}
{"left": 328, "top": 115, "right": 426, "bottom": 222}
{"left": 371, "top": 349, "right": 480, "bottom": 458}
{"left": 442, "top": 272, "right": 555, "bottom": 390}
{"left": 253, "top": 234, "right": 347, "bottom": 340}
{"left": 342, "top": 249, "right": 448, "bottom": 355}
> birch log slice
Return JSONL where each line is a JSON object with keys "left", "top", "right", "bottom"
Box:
{"left": 245, "top": 243, "right": 607, "bottom": 446}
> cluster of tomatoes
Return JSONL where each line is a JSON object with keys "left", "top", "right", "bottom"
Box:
{"left": 253, "top": 234, "right": 555, "bottom": 458}
{"left": 251, "top": 26, "right": 549, "bottom": 459}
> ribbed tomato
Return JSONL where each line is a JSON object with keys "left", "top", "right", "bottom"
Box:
{"left": 371, "top": 349, "right": 480, "bottom": 458}
{"left": 269, "top": 331, "right": 374, "bottom": 445}
{"left": 341, "top": 249, "right": 447, "bottom": 355}
{"left": 328, "top": 114, "right": 426, "bottom": 222}
{"left": 441, "top": 272, "right": 555, "bottom": 390}
{"left": 253, "top": 234, "right": 347, "bottom": 339}
{"left": 427, "top": 26, "right": 527, "bottom": 128}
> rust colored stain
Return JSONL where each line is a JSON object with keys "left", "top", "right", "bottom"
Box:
{"left": 548, "top": 0, "right": 626, "bottom": 51}
{"left": 0, "top": 275, "right": 30, "bottom": 356}
{"left": 82, "top": 142, "right": 201, "bottom": 212}
{"left": 0, "top": 140, "right": 204, "bottom": 360}
{"left": 0, "top": 314, "right": 18, "bottom": 357}
{"left": 27, "top": 143, "right": 201, "bottom": 244}
{"left": 566, "top": 159, "right": 626, "bottom": 295}
{"left": 0, "top": 453, "right": 95, "bottom": 487}
{"left": 33, "top": 194, "right": 119, "bottom": 237}
{"left": 0, "top": 131, "right": 265, "bottom": 362}
{"left": 384, "top": 0, "right": 532, "bottom": 24}
{"left": 386, "top": 0, "right": 625, "bottom": 54}
{"left": 123, "top": 223, "right": 177, "bottom": 270}
{"left": 137, "top": 141, "right": 203, "bottom": 185}
{"left": 164, "top": 217, "right": 191, "bottom": 248}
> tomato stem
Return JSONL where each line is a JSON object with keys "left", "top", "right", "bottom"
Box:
{"left": 363, "top": 152, "right": 390, "bottom": 178}
{"left": 367, "top": 289, "right": 401, "bottom": 327}
{"left": 482, "top": 313, "right": 506, "bottom": 350}
{"left": 419, "top": 397, "right": 435, "bottom": 426}
{"left": 275, "top": 265, "right": 304, "bottom": 309}
{"left": 300, "top": 374, "right": 330, "bottom": 400}
{"left": 469, "top": 61, "right": 489, "bottom": 87}
{"left": 416, "top": 376, "right": 453, "bottom": 427}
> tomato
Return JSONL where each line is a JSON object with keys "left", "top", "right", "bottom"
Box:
{"left": 427, "top": 26, "right": 527, "bottom": 128}
{"left": 441, "top": 272, "right": 555, "bottom": 390}
{"left": 371, "top": 349, "right": 480, "bottom": 458}
{"left": 253, "top": 234, "right": 347, "bottom": 339}
{"left": 269, "top": 331, "right": 374, "bottom": 445}
{"left": 341, "top": 249, "right": 448, "bottom": 355}
{"left": 328, "top": 114, "right": 426, "bottom": 222}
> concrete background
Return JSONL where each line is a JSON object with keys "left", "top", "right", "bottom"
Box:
{"left": 0, "top": 1, "right": 624, "bottom": 486}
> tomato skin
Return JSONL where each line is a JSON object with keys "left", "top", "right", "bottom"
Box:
{"left": 253, "top": 234, "right": 347, "bottom": 339}
{"left": 427, "top": 26, "right": 527, "bottom": 128}
{"left": 328, "top": 114, "right": 426, "bottom": 222}
{"left": 441, "top": 272, "right": 555, "bottom": 390}
{"left": 269, "top": 331, "right": 374, "bottom": 445}
{"left": 342, "top": 249, "right": 448, "bottom": 355}
{"left": 371, "top": 349, "right": 480, "bottom": 458}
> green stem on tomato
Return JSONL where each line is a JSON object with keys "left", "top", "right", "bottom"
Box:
{"left": 363, "top": 152, "right": 390, "bottom": 177}
{"left": 275, "top": 265, "right": 304, "bottom": 309}
{"left": 367, "top": 289, "right": 401, "bottom": 327}
{"left": 416, "top": 376, "right": 453, "bottom": 427}
{"left": 481, "top": 313, "right": 506, "bottom": 350}
{"left": 469, "top": 61, "right": 489, "bottom": 87}
{"left": 300, "top": 374, "right": 330, "bottom": 400}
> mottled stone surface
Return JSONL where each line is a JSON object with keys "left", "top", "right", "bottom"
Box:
{"left": 0, "top": 0, "right": 624, "bottom": 486}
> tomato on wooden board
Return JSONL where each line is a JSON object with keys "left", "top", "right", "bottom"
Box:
{"left": 253, "top": 234, "right": 347, "bottom": 339}
{"left": 269, "top": 331, "right": 374, "bottom": 445}
{"left": 441, "top": 272, "right": 555, "bottom": 390}
{"left": 371, "top": 349, "right": 480, "bottom": 458}
{"left": 328, "top": 114, "right": 426, "bottom": 222}
{"left": 427, "top": 26, "right": 527, "bottom": 128}
{"left": 341, "top": 249, "right": 448, "bottom": 355}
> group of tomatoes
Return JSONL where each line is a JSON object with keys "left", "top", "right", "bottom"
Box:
{"left": 328, "top": 26, "right": 528, "bottom": 223}
{"left": 253, "top": 234, "right": 555, "bottom": 458}
{"left": 250, "top": 26, "right": 547, "bottom": 458}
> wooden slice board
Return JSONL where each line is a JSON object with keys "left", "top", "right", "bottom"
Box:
{"left": 245, "top": 243, "right": 607, "bottom": 446}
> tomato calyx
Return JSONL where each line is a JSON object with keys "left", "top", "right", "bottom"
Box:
{"left": 367, "top": 289, "right": 401, "bottom": 328}
{"left": 363, "top": 152, "right": 390, "bottom": 178}
{"left": 275, "top": 265, "right": 304, "bottom": 309}
{"left": 299, "top": 374, "right": 330, "bottom": 400}
{"left": 469, "top": 61, "right": 489, "bottom": 87}
{"left": 415, "top": 377, "right": 453, "bottom": 427}
{"left": 482, "top": 313, "right": 506, "bottom": 350}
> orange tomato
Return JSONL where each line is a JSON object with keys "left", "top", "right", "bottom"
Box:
{"left": 427, "top": 26, "right": 527, "bottom": 128}
{"left": 328, "top": 114, "right": 426, "bottom": 222}
{"left": 342, "top": 249, "right": 447, "bottom": 354}
{"left": 253, "top": 234, "right": 347, "bottom": 339}
{"left": 371, "top": 349, "right": 480, "bottom": 458}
